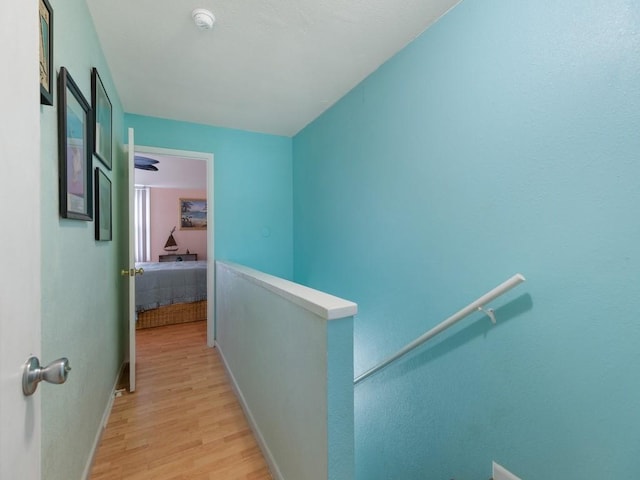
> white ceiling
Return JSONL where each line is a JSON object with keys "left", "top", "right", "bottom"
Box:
{"left": 134, "top": 154, "right": 207, "bottom": 189}
{"left": 87, "top": 0, "right": 461, "bottom": 137}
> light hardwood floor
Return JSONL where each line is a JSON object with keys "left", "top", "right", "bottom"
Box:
{"left": 90, "top": 321, "right": 272, "bottom": 480}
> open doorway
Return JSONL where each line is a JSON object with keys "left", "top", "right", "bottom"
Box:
{"left": 132, "top": 145, "right": 215, "bottom": 349}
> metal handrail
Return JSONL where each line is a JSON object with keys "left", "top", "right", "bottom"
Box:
{"left": 354, "top": 273, "right": 526, "bottom": 385}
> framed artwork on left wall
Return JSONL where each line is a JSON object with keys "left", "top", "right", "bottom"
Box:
{"left": 95, "top": 168, "right": 112, "bottom": 241}
{"left": 39, "top": 0, "right": 53, "bottom": 105}
{"left": 58, "top": 67, "right": 93, "bottom": 220}
{"left": 91, "top": 68, "right": 112, "bottom": 169}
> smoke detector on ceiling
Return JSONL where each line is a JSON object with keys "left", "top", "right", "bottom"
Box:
{"left": 192, "top": 8, "right": 215, "bottom": 30}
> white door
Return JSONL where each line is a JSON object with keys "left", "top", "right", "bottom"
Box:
{"left": 125, "top": 128, "right": 137, "bottom": 392}
{"left": 0, "top": 0, "right": 42, "bottom": 477}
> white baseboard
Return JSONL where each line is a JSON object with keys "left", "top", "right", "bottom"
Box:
{"left": 81, "top": 362, "right": 126, "bottom": 480}
{"left": 215, "top": 342, "right": 284, "bottom": 480}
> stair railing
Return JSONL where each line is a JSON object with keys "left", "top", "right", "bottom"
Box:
{"left": 354, "top": 273, "right": 526, "bottom": 385}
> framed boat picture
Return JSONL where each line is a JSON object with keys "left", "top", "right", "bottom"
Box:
{"left": 58, "top": 67, "right": 93, "bottom": 220}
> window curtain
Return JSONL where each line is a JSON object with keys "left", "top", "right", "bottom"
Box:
{"left": 134, "top": 187, "right": 150, "bottom": 262}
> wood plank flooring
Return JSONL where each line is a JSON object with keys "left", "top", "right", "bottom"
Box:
{"left": 90, "top": 321, "right": 272, "bottom": 480}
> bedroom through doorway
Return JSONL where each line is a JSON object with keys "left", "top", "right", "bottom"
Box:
{"left": 132, "top": 145, "right": 215, "bottom": 360}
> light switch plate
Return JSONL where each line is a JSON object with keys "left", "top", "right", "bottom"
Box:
{"left": 492, "top": 461, "right": 522, "bottom": 480}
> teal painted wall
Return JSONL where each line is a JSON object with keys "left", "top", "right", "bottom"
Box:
{"left": 39, "top": 1, "right": 126, "bottom": 479}
{"left": 293, "top": 0, "right": 640, "bottom": 478}
{"left": 125, "top": 114, "right": 293, "bottom": 279}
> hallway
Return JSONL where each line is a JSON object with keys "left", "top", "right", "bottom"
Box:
{"left": 90, "top": 321, "right": 272, "bottom": 480}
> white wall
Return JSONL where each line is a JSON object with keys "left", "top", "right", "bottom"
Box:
{"left": 215, "top": 261, "right": 356, "bottom": 480}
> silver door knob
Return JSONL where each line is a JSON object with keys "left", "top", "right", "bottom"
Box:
{"left": 22, "top": 356, "right": 71, "bottom": 396}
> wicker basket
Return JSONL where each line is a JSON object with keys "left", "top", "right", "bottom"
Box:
{"left": 136, "top": 300, "right": 207, "bottom": 329}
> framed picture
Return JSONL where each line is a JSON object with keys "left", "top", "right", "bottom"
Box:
{"left": 91, "top": 68, "right": 112, "bottom": 170}
{"left": 58, "top": 67, "right": 93, "bottom": 221}
{"left": 94, "top": 168, "right": 112, "bottom": 241}
{"left": 39, "top": 0, "right": 53, "bottom": 105}
{"left": 180, "top": 198, "right": 207, "bottom": 230}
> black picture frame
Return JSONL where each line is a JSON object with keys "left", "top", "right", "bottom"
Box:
{"left": 91, "top": 68, "right": 112, "bottom": 170}
{"left": 39, "top": 0, "right": 53, "bottom": 105}
{"left": 58, "top": 67, "right": 93, "bottom": 221}
{"left": 95, "top": 168, "right": 112, "bottom": 241}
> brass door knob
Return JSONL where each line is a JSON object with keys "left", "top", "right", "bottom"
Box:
{"left": 120, "top": 268, "right": 144, "bottom": 277}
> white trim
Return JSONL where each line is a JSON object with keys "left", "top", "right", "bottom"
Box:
{"left": 134, "top": 145, "right": 213, "bottom": 162}
{"left": 133, "top": 145, "right": 216, "bottom": 347}
{"left": 81, "top": 362, "right": 126, "bottom": 480}
{"left": 134, "top": 186, "right": 151, "bottom": 262}
{"left": 215, "top": 342, "right": 284, "bottom": 480}
{"left": 206, "top": 150, "right": 215, "bottom": 347}
{"left": 217, "top": 261, "right": 357, "bottom": 320}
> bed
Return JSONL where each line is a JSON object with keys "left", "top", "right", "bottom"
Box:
{"left": 135, "top": 260, "right": 207, "bottom": 329}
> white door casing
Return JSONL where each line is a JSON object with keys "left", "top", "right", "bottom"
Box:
{"left": 127, "top": 128, "right": 137, "bottom": 392}
{"left": 127, "top": 142, "right": 215, "bottom": 392}
{"left": 0, "top": 0, "right": 42, "bottom": 478}
{"left": 132, "top": 145, "right": 215, "bottom": 347}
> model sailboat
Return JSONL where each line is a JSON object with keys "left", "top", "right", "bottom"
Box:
{"left": 164, "top": 226, "right": 179, "bottom": 252}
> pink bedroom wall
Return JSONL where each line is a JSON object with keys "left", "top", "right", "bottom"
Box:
{"left": 149, "top": 188, "right": 208, "bottom": 261}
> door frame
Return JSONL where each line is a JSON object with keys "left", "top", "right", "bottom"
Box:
{"left": 133, "top": 145, "right": 215, "bottom": 346}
